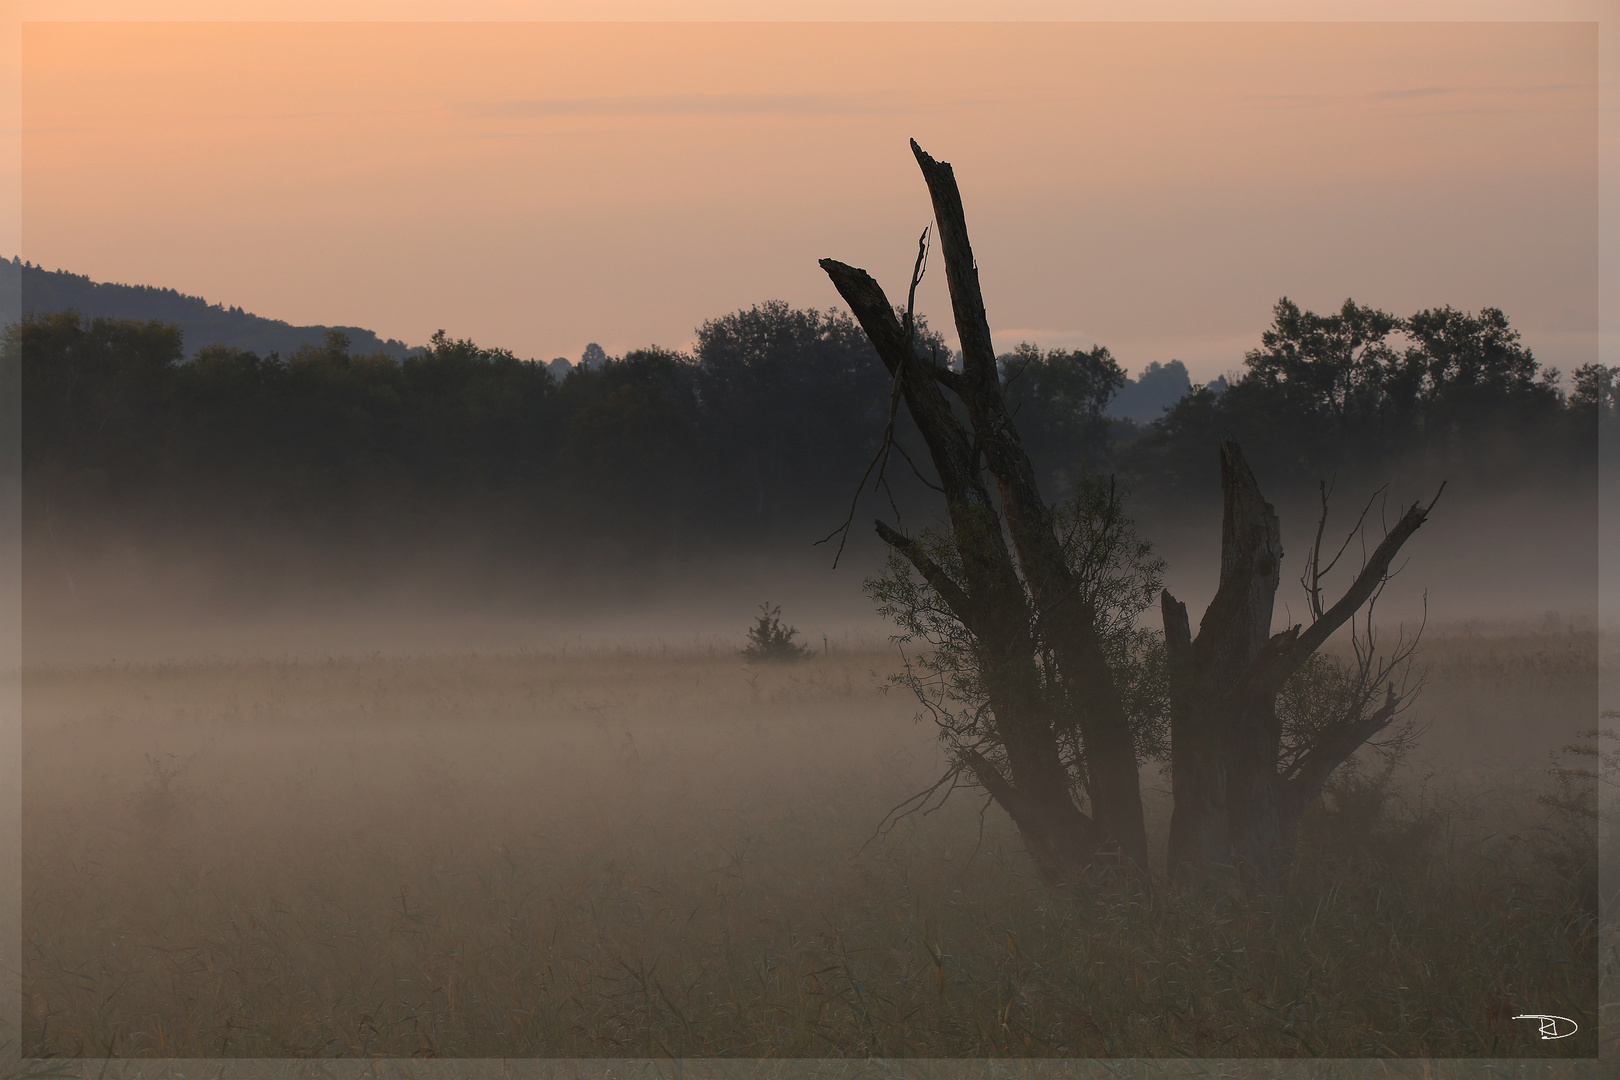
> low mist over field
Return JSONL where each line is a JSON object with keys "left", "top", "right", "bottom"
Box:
{"left": 19, "top": 628, "right": 1608, "bottom": 1059}
{"left": 16, "top": 466, "right": 1604, "bottom": 669}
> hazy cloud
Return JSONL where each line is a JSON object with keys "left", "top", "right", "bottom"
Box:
{"left": 1373, "top": 81, "right": 1586, "bottom": 100}
{"left": 1371, "top": 86, "right": 1458, "bottom": 101}
{"left": 1244, "top": 82, "right": 1586, "bottom": 108}
{"left": 455, "top": 92, "right": 915, "bottom": 120}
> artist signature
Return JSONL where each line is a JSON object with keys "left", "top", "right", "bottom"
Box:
{"left": 1514, "top": 1014, "right": 1578, "bottom": 1039}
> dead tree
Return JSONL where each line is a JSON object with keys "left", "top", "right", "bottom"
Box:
{"left": 820, "top": 141, "right": 1150, "bottom": 882}
{"left": 1161, "top": 441, "right": 1442, "bottom": 892}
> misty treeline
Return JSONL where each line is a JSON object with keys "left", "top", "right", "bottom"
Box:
{"left": 5, "top": 288, "right": 1613, "bottom": 566}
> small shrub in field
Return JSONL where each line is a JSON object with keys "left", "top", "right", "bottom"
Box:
{"left": 131, "top": 751, "right": 195, "bottom": 835}
{"left": 742, "top": 603, "right": 811, "bottom": 663}
{"left": 1298, "top": 751, "right": 1440, "bottom": 872}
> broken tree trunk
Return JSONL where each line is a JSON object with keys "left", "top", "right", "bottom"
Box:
{"left": 1162, "top": 440, "right": 1438, "bottom": 892}
{"left": 819, "top": 140, "right": 1150, "bottom": 882}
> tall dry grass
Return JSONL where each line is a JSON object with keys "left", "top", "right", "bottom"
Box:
{"left": 17, "top": 631, "right": 1608, "bottom": 1059}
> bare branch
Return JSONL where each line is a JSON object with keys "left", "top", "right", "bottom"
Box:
{"left": 874, "top": 519, "right": 974, "bottom": 625}
{"left": 879, "top": 473, "right": 904, "bottom": 527}
{"left": 902, "top": 224, "right": 931, "bottom": 347}
{"left": 1301, "top": 478, "right": 1390, "bottom": 623}
{"left": 947, "top": 793, "right": 997, "bottom": 889}
{"left": 890, "top": 437, "right": 945, "bottom": 494}
{"left": 815, "top": 364, "right": 906, "bottom": 566}
{"left": 1259, "top": 486, "right": 1442, "bottom": 692}
{"left": 815, "top": 232, "right": 936, "bottom": 568}
{"left": 856, "top": 760, "right": 964, "bottom": 856}
{"left": 1302, "top": 478, "right": 1334, "bottom": 621}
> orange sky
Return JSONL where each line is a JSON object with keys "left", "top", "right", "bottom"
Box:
{"left": 18, "top": 19, "right": 1598, "bottom": 381}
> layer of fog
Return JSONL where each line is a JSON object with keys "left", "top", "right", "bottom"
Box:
{"left": 18, "top": 467, "right": 1606, "bottom": 669}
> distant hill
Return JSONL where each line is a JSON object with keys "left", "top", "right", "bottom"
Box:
{"left": 1109, "top": 360, "right": 1192, "bottom": 424}
{"left": 1108, "top": 359, "right": 1228, "bottom": 424}
{"left": 0, "top": 257, "right": 422, "bottom": 359}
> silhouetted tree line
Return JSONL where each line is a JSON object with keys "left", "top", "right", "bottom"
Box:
{"left": 9, "top": 302, "right": 931, "bottom": 560}
{"left": 6, "top": 295, "right": 1612, "bottom": 562}
{"left": 1118, "top": 299, "right": 1613, "bottom": 506}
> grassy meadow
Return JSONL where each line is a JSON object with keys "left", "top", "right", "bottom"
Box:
{"left": 15, "top": 626, "right": 1613, "bottom": 1060}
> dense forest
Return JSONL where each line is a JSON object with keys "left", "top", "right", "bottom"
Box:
{"left": 5, "top": 288, "right": 1615, "bottom": 582}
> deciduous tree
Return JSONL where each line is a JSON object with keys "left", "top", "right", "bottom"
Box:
{"left": 820, "top": 141, "right": 1153, "bottom": 881}
{"left": 823, "top": 141, "right": 1441, "bottom": 893}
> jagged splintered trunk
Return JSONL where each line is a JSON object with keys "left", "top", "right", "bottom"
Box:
{"left": 1162, "top": 441, "right": 1437, "bottom": 893}
{"left": 822, "top": 141, "right": 1438, "bottom": 892}
{"left": 820, "top": 141, "right": 1150, "bottom": 884}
